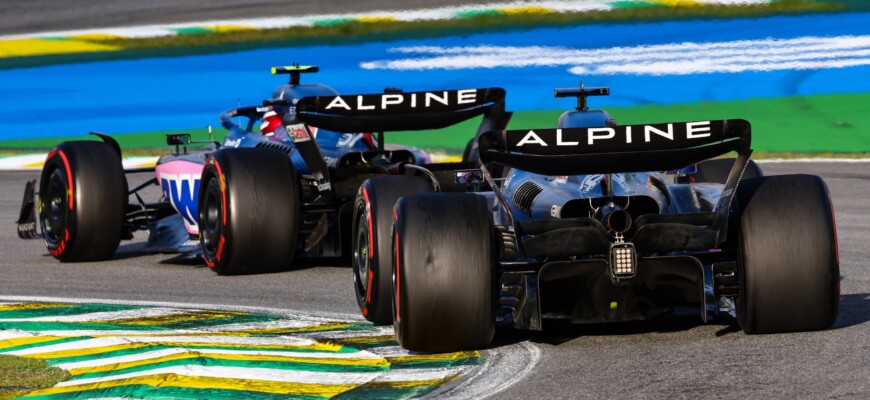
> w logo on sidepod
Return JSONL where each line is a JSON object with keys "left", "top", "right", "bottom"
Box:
{"left": 160, "top": 173, "right": 201, "bottom": 232}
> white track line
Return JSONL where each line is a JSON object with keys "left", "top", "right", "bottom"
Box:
{"left": 362, "top": 35, "right": 870, "bottom": 76}
{"left": 0, "top": 307, "right": 188, "bottom": 323}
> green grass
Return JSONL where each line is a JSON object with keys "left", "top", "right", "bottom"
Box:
{"left": 0, "top": 355, "right": 68, "bottom": 399}
{"left": 0, "top": 1, "right": 844, "bottom": 69}
{"left": 2, "top": 92, "right": 869, "bottom": 157}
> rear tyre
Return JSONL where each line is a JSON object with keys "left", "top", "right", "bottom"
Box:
{"left": 393, "top": 193, "right": 495, "bottom": 352}
{"left": 352, "top": 176, "right": 432, "bottom": 324}
{"left": 39, "top": 141, "right": 126, "bottom": 262}
{"left": 735, "top": 174, "right": 839, "bottom": 333}
{"left": 199, "top": 148, "right": 300, "bottom": 275}
{"left": 692, "top": 158, "right": 762, "bottom": 184}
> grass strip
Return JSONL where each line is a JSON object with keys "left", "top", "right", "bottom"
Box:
{"left": 0, "top": 355, "right": 68, "bottom": 400}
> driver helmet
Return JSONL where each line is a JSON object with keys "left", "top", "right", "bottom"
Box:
{"left": 260, "top": 110, "right": 284, "bottom": 136}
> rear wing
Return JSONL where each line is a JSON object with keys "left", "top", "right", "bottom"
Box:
{"left": 295, "top": 87, "right": 508, "bottom": 133}
{"left": 478, "top": 119, "right": 751, "bottom": 176}
{"left": 477, "top": 119, "right": 753, "bottom": 243}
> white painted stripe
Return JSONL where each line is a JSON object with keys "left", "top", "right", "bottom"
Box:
{"left": 8, "top": 335, "right": 318, "bottom": 356}
{"left": 0, "top": 154, "right": 45, "bottom": 170}
{"left": 181, "top": 318, "right": 331, "bottom": 333}
{"left": 361, "top": 35, "right": 870, "bottom": 76}
{"left": 56, "top": 347, "right": 383, "bottom": 370}
{"left": 193, "top": 347, "right": 381, "bottom": 359}
{"left": 756, "top": 158, "right": 870, "bottom": 163}
{"left": 374, "top": 366, "right": 469, "bottom": 382}
{"left": 57, "top": 365, "right": 380, "bottom": 386}
{"left": 365, "top": 345, "right": 411, "bottom": 357}
{"left": 122, "top": 156, "right": 159, "bottom": 169}
{"left": 300, "top": 326, "right": 395, "bottom": 340}
{"left": 55, "top": 348, "right": 188, "bottom": 370}
{"left": 439, "top": 341, "right": 541, "bottom": 400}
{"left": 0, "top": 154, "right": 157, "bottom": 171}
{"left": 0, "top": 307, "right": 189, "bottom": 323}
{"left": 0, "top": 330, "right": 35, "bottom": 341}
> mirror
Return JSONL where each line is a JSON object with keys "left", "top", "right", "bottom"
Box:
{"left": 455, "top": 169, "right": 484, "bottom": 184}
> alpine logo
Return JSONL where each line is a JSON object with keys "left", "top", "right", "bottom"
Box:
{"left": 322, "top": 89, "right": 479, "bottom": 111}
{"left": 500, "top": 120, "right": 737, "bottom": 156}
{"left": 515, "top": 121, "right": 713, "bottom": 147}
{"left": 160, "top": 173, "right": 201, "bottom": 232}
{"left": 297, "top": 88, "right": 505, "bottom": 116}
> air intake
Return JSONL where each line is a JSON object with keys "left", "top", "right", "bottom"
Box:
{"left": 512, "top": 181, "right": 543, "bottom": 215}
{"left": 256, "top": 141, "right": 294, "bottom": 154}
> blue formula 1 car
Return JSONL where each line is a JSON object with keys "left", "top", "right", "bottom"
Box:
{"left": 368, "top": 86, "right": 840, "bottom": 352}
{"left": 16, "top": 66, "right": 511, "bottom": 278}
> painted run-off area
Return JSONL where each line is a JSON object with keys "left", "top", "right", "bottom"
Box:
{"left": 1, "top": 11, "right": 869, "bottom": 157}
{"left": 0, "top": 302, "right": 482, "bottom": 399}
{"left": 1, "top": 92, "right": 868, "bottom": 156}
{"left": 0, "top": 8, "right": 868, "bottom": 165}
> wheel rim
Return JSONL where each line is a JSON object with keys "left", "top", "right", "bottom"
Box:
{"left": 42, "top": 168, "right": 69, "bottom": 247}
{"left": 353, "top": 207, "right": 371, "bottom": 299}
{"left": 200, "top": 176, "right": 223, "bottom": 261}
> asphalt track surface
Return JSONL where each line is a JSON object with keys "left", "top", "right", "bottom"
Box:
{"left": 0, "top": 0, "right": 508, "bottom": 35}
{"left": 0, "top": 162, "right": 868, "bottom": 398}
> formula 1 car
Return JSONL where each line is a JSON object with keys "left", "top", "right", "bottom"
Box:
{"left": 16, "top": 66, "right": 510, "bottom": 278}
{"left": 373, "top": 86, "right": 840, "bottom": 352}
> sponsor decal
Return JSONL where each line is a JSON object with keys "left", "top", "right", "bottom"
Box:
{"left": 337, "top": 133, "right": 357, "bottom": 148}
{"left": 551, "top": 176, "right": 568, "bottom": 184}
{"left": 298, "top": 88, "right": 504, "bottom": 116}
{"left": 505, "top": 120, "right": 731, "bottom": 155}
{"left": 580, "top": 175, "right": 604, "bottom": 194}
{"left": 287, "top": 124, "right": 317, "bottom": 142}
{"left": 160, "top": 173, "right": 201, "bottom": 232}
{"left": 224, "top": 138, "right": 242, "bottom": 148}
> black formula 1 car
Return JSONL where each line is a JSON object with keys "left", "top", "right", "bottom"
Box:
{"left": 15, "top": 66, "right": 510, "bottom": 278}
{"left": 366, "top": 86, "right": 840, "bottom": 352}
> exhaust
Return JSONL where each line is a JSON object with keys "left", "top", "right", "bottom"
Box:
{"left": 603, "top": 209, "right": 632, "bottom": 234}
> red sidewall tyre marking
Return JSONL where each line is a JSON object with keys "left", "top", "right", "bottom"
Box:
{"left": 57, "top": 150, "right": 74, "bottom": 211}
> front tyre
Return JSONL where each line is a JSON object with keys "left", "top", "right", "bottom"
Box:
{"left": 393, "top": 193, "right": 495, "bottom": 352}
{"left": 352, "top": 176, "right": 432, "bottom": 324}
{"left": 199, "top": 148, "right": 300, "bottom": 274}
{"left": 39, "top": 141, "right": 126, "bottom": 262}
{"left": 736, "top": 174, "right": 839, "bottom": 333}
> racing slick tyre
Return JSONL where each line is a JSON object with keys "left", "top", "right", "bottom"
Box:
{"left": 735, "top": 174, "right": 839, "bottom": 333}
{"left": 393, "top": 193, "right": 495, "bottom": 352}
{"left": 199, "top": 148, "right": 300, "bottom": 275}
{"left": 353, "top": 176, "right": 432, "bottom": 324}
{"left": 39, "top": 141, "right": 126, "bottom": 262}
{"left": 692, "top": 158, "right": 762, "bottom": 184}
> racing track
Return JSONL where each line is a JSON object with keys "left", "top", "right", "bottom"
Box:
{"left": 0, "top": 0, "right": 509, "bottom": 36}
{"left": 0, "top": 162, "right": 868, "bottom": 398}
